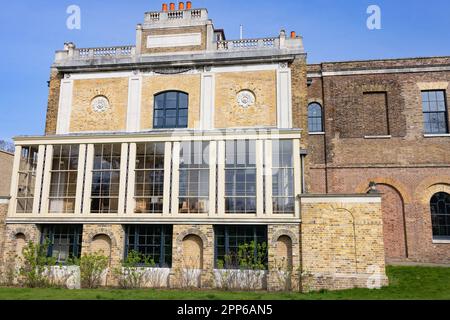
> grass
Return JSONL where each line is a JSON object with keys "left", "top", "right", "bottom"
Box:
{"left": 0, "top": 266, "right": 449, "bottom": 300}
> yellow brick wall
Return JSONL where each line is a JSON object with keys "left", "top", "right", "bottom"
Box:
{"left": 141, "top": 74, "right": 201, "bottom": 130}
{"left": 300, "top": 198, "right": 389, "bottom": 292}
{"left": 69, "top": 78, "right": 129, "bottom": 132}
{"left": 0, "top": 151, "right": 13, "bottom": 197}
{"left": 215, "top": 71, "right": 277, "bottom": 128}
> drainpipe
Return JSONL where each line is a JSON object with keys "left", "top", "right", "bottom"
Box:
{"left": 300, "top": 149, "right": 308, "bottom": 194}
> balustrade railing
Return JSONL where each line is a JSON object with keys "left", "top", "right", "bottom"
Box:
{"left": 217, "top": 38, "right": 279, "bottom": 51}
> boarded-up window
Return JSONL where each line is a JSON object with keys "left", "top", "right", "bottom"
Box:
{"left": 363, "top": 92, "right": 389, "bottom": 136}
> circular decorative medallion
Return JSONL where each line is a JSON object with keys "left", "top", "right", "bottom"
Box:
{"left": 91, "top": 96, "right": 110, "bottom": 113}
{"left": 237, "top": 90, "right": 255, "bottom": 108}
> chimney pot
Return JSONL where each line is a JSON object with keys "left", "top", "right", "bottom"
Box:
{"left": 162, "top": 3, "right": 168, "bottom": 11}
{"left": 186, "top": 1, "right": 192, "bottom": 9}
{"left": 291, "top": 31, "right": 296, "bottom": 38}
{"left": 169, "top": 2, "right": 175, "bottom": 11}
{"left": 179, "top": 2, "right": 185, "bottom": 10}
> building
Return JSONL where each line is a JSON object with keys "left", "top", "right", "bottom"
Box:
{"left": 307, "top": 58, "right": 450, "bottom": 264}
{"left": 1, "top": 2, "right": 418, "bottom": 291}
{"left": 0, "top": 149, "right": 14, "bottom": 277}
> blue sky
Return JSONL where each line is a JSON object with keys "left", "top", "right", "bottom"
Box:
{"left": 0, "top": 0, "right": 449, "bottom": 140}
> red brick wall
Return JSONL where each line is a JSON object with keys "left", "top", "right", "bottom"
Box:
{"left": 306, "top": 57, "right": 450, "bottom": 264}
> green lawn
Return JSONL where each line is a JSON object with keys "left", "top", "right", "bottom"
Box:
{"left": 0, "top": 266, "right": 449, "bottom": 300}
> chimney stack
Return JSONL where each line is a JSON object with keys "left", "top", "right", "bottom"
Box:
{"left": 162, "top": 3, "right": 168, "bottom": 11}
{"left": 186, "top": 1, "right": 192, "bottom": 9}
{"left": 179, "top": 2, "right": 185, "bottom": 10}
{"left": 169, "top": 2, "right": 175, "bottom": 11}
{"left": 290, "top": 31, "right": 296, "bottom": 38}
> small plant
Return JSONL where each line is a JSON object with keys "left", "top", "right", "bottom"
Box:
{"left": 215, "top": 241, "right": 268, "bottom": 291}
{"left": 1, "top": 258, "right": 19, "bottom": 287}
{"left": 180, "top": 256, "right": 202, "bottom": 289}
{"left": 113, "top": 250, "right": 156, "bottom": 289}
{"left": 18, "top": 239, "right": 56, "bottom": 288}
{"left": 79, "top": 252, "right": 109, "bottom": 289}
{"left": 273, "top": 257, "right": 293, "bottom": 291}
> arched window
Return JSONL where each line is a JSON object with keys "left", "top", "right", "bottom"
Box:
{"left": 308, "top": 103, "right": 323, "bottom": 133}
{"left": 431, "top": 192, "right": 450, "bottom": 240}
{"left": 153, "top": 91, "right": 188, "bottom": 129}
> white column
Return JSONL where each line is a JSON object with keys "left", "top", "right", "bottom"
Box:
{"left": 118, "top": 143, "right": 129, "bottom": 215}
{"left": 209, "top": 141, "right": 217, "bottom": 216}
{"left": 264, "top": 140, "right": 273, "bottom": 216}
{"left": 126, "top": 143, "right": 137, "bottom": 215}
{"left": 277, "top": 68, "right": 293, "bottom": 129}
{"left": 293, "top": 139, "right": 302, "bottom": 218}
{"left": 163, "top": 142, "right": 172, "bottom": 216}
{"left": 256, "top": 140, "right": 265, "bottom": 217}
{"left": 217, "top": 140, "right": 225, "bottom": 216}
{"left": 82, "top": 144, "right": 94, "bottom": 214}
{"left": 126, "top": 77, "right": 142, "bottom": 132}
{"left": 8, "top": 146, "right": 22, "bottom": 217}
{"left": 32, "top": 145, "right": 46, "bottom": 215}
{"left": 171, "top": 142, "right": 180, "bottom": 216}
{"left": 74, "top": 144, "right": 86, "bottom": 215}
{"left": 200, "top": 73, "right": 215, "bottom": 130}
{"left": 56, "top": 79, "right": 74, "bottom": 134}
{"left": 40, "top": 145, "right": 54, "bottom": 214}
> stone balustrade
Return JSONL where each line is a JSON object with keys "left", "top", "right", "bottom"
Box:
{"left": 217, "top": 38, "right": 279, "bottom": 51}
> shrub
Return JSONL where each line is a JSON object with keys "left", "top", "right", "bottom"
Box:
{"left": 79, "top": 253, "right": 109, "bottom": 289}
{"left": 113, "top": 250, "right": 156, "bottom": 289}
{"left": 19, "top": 240, "right": 56, "bottom": 288}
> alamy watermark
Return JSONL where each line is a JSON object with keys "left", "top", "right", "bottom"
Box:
{"left": 367, "top": 5, "right": 382, "bottom": 30}
{"left": 66, "top": 5, "right": 81, "bottom": 30}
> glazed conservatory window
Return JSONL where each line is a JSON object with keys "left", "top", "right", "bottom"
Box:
{"left": 422, "top": 91, "right": 449, "bottom": 134}
{"left": 49, "top": 145, "right": 79, "bottom": 214}
{"left": 431, "top": 192, "right": 450, "bottom": 240}
{"left": 153, "top": 91, "right": 189, "bottom": 129}
{"left": 308, "top": 103, "right": 323, "bottom": 133}
{"left": 125, "top": 225, "right": 173, "bottom": 267}
{"left": 134, "top": 143, "right": 165, "bottom": 214}
{"left": 272, "top": 140, "right": 295, "bottom": 214}
{"left": 16, "top": 146, "right": 39, "bottom": 213}
{"left": 91, "top": 144, "right": 121, "bottom": 214}
{"left": 214, "top": 225, "right": 268, "bottom": 269}
{"left": 41, "top": 225, "right": 82, "bottom": 264}
{"left": 225, "top": 140, "right": 257, "bottom": 214}
{"left": 179, "top": 141, "right": 210, "bottom": 214}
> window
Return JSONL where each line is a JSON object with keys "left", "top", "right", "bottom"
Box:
{"left": 272, "top": 140, "right": 295, "bottom": 214}
{"left": 135, "top": 143, "right": 165, "bottom": 214}
{"left": 91, "top": 144, "right": 121, "bottom": 214}
{"left": 16, "top": 146, "right": 39, "bottom": 213}
{"left": 153, "top": 91, "right": 189, "bottom": 129}
{"left": 125, "top": 225, "right": 172, "bottom": 267}
{"left": 422, "top": 90, "right": 449, "bottom": 134}
{"left": 179, "top": 141, "right": 209, "bottom": 214}
{"left": 49, "top": 145, "right": 79, "bottom": 214}
{"left": 225, "top": 140, "right": 257, "bottom": 214}
{"left": 308, "top": 103, "right": 323, "bottom": 133}
{"left": 215, "top": 225, "right": 268, "bottom": 269}
{"left": 431, "top": 192, "right": 450, "bottom": 240}
{"left": 41, "top": 225, "right": 82, "bottom": 264}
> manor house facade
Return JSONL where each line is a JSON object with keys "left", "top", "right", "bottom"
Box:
{"left": 1, "top": 2, "right": 448, "bottom": 291}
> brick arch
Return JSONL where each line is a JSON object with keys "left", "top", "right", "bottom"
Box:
{"left": 270, "top": 229, "right": 299, "bottom": 247}
{"left": 421, "top": 184, "right": 450, "bottom": 204}
{"left": 175, "top": 228, "right": 210, "bottom": 249}
{"left": 8, "top": 228, "right": 32, "bottom": 242}
{"left": 414, "top": 176, "right": 450, "bottom": 203}
{"left": 86, "top": 228, "right": 118, "bottom": 247}
{"left": 355, "top": 177, "right": 412, "bottom": 204}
